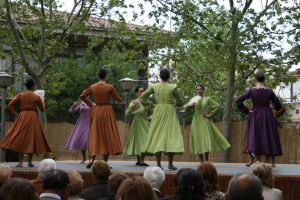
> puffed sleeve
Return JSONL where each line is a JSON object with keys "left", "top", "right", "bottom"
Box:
{"left": 270, "top": 90, "right": 282, "bottom": 111}
{"left": 206, "top": 97, "right": 220, "bottom": 117}
{"left": 173, "top": 86, "right": 183, "bottom": 107}
{"left": 69, "top": 101, "right": 80, "bottom": 114}
{"left": 80, "top": 87, "right": 94, "bottom": 107}
{"left": 7, "top": 94, "right": 20, "bottom": 116}
{"left": 236, "top": 89, "right": 252, "bottom": 114}
{"left": 36, "top": 96, "right": 45, "bottom": 112}
{"left": 111, "top": 86, "right": 122, "bottom": 102}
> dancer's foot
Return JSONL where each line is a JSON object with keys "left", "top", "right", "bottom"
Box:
{"left": 168, "top": 164, "right": 177, "bottom": 171}
{"left": 272, "top": 163, "right": 276, "bottom": 168}
{"left": 86, "top": 162, "right": 93, "bottom": 169}
{"left": 15, "top": 164, "right": 23, "bottom": 168}
{"left": 28, "top": 163, "right": 35, "bottom": 167}
{"left": 135, "top": 162, "right": 141, "bottom": 166}
{"left": 139, "top": 162, "right": 149, "bottom": 167}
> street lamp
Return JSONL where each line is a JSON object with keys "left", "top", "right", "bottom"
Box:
{"left": 118, "top": 78, "right": 137, "bottom": 123}
{"left": 0, "top": 72, "right": 14, "bottom": 161}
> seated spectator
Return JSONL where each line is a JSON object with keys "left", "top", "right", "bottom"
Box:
{"left": 116, "top": 176, "right": 157, "bottom": 200}
{"left": 80, "top": 160, "right": 111, "bottom": 200}
{"left": 250, "top": 162, "right": 283, "bottom": 200}
{"left": 162, "top": 168, "right": 205, "bottom": 200}
{"left": 32, "top": 158, "right": 56, "bottom": 194}
{"left": 225, "top": 173, "right": 263, "bottom": 200}
{"left": 143, "top": 166, "right": 165, "bottom": 199}
{"left": 0, "top": 164, "right": 12, "bottom": 188}
{"left": 0, "top": 177, "right": 39, "bottom": 200}
{"left": 197, "top": 162, "right": 224, "bottom": 200}
{"left": 67, "top": 170, "right": 85, "bottom": 200}
{"left": 40, "top": 169, "right": 70, "bottom": 200}
{"left": 99, "top": 173, "right": 129, "bottom": 200}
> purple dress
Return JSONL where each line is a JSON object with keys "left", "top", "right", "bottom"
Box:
{"left": 65, "top": 104, "right": 90, "bottom": 151}
{"left": 236, "top": 88, "right": 282, "bottom": 156}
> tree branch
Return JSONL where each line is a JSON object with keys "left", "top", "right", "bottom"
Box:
{"left": 242, "top": 0, "right": 253, "bottom": 16}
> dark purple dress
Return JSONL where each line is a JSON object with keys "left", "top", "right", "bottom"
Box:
{"left": 236, "top": 87, "right": 282, "bottom": 156}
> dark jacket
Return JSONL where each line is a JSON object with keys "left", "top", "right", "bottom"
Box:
{"left": 79, "top": 178, "right": 108, "bottom": 200}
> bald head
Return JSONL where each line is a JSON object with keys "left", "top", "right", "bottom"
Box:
{"left": 226, "top": 173, "right": 263, "bottom": 200}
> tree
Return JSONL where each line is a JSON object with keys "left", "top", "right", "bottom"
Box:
{"left": 1, "top": 0, "right": 126, "bottom": 87}
{"left": 137, "top": 0, "right": 300, "bottom": 160}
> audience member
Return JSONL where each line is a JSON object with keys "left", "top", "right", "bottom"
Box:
{"left": 67, "top": 170, "right": 85, "bottom": 200}
{"left": 143, "top": 166, "right": 166, "bottom": 199}
{"left": 0, "top": 164, "right": 12, "bottom": 188}
{"left": 225, "top": 173, "right": 263, "bottom": 200}
{"left": 0, "top": 177, "right": 39, "bottom": 200}
{"left": 99, "top": 173, "right": 129, "bottom": 200}
{"left": 32, "top": 158, "right": 56, "bottom": 194}
{"left": 250, "top": 162, "right": 283, "bottom": 200}
{"left": 162, "top": 168, "right": 205, "bottom": 200}
{"left": 197, "top": 162, "right": 224, "bottom": 200}
{"left": 40, "top": 169, "right": 70, "bottom": 200}
{"left": 79, "top": 160, "right": 111, "bottom": 200}
{"left": 116, "top": 176, "right": 157, "bottom": 200}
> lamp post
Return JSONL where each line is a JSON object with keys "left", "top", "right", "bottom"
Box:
{"left": 0, "top": 72, "right": 14, "bottom": 161}
{"left": 118, "top": 78, "right": 137, "bottom": 123}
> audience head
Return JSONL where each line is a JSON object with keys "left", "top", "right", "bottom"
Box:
{"left": 98, "top": 69, "right": 108, "bottom": 80}
{"left": 143, "top": 166, "right": 165, "bottom": 190}
{"left": 255, "top": 71, "right": 265, "bottom": 83}
{"left": 0, "top": 164, "right": 12, "bottom": 187}
{"left": 226, "top": 173, "right": 263, "bottom": 200}
{"left": 38, "top": 158, "right": 56, "bottom": 179}
{"left": 43, "top": 169, "right": 70, "bottom": 199}
{"left": 197, "top": 162, "right": 218, "bottom": 192}
{"left": 116, "top": 176, "right": 157, "bottom": 200}
{"left": 250, "top": 162, "right": 274, "bottom": 188}
{"left": 0, "top": 177, "right": 39, "bottom": 200}
{"left": 160, "top": 68, "right": 170, "bottom": 81}
{"left": 67, "top": 170, "right": 84, "bottom": 197}
{"left": 25, "top": 79, "right": 36, "bottom": 90}
{"left": 108, "top": 173, "right": 129, "bottom": 200}
{"left": 92, "top": 160, "right": 111, "bottom": 180}
{"left": 175, "top": 168, "right": 205, "bottom": 200}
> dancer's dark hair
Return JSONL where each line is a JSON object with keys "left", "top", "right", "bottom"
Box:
{"left": 25, "top": 79, "right": 36, "bottom": 90}
{"left": 255, "top": 71, "right": 265, "bottom": 83}
{"left": 98, "top": 69, "right": 108, "bottom": 79}
{"left": 160, "top": 68, "right": 170, "bottom": 81}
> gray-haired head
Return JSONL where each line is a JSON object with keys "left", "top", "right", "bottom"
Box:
{"left": 38, "top": 159, "right": 56, "bottom": 178}
{"left": 226, "top": 173, "right": 263, "bottom": 200}
{"left": 143, "top": 166, "right": 165, "bottom": 189}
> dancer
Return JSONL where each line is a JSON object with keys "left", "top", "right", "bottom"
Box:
{"left": 124, "top": 87, "right": 150, "bottom": 166}
{"left": 139, "top": 68, "right": 184, "bottom": 170}
{"left": 236, "top": 71, "right": 284, "bottom": 167}
{"left": 184, "top": 84, "right": 230, "bottom": 162}
{"left": 0, "top": 79, "right": 51, "bottom": 167}
{"left": 65, "top": 100, "right": 90, "bottom": 163}
{"left": 80, "top": 69, "right": 123, "bottom": 168}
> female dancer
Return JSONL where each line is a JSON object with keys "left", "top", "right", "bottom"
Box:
{"left": 139, "top": 68, "right": 184, "bottom": 170}
{"left": 0, "top": 79, "right": 51, "bottom": 167}
{"left": 236, "top": 71, "right": 284, "bottom": 167}
{"left": 65, "top": 100, "right": 90, "bottom": 163}
{"left": 184, "top": 84, "right": 230, "bottom": 162}
{"left": 124, "top": 87, "right": 150, "bottom": 166}
{"left": 80, "top": 69, "right": 123, "bottom": 168}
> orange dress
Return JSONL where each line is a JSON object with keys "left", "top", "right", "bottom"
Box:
{"left": 80, "top": 82, "right": 123, "bottom": 156}
{"left": 0, "top": 92, "right": 51, "bottom": 154}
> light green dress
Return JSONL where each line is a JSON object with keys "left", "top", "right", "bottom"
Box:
{"left": 185, "top": 96, "right": 230, "bottom": 154}
{"left": 139, "top": 82, "right": 184, "bottom": 154}
{"left": 123, "top": 100, "right": 150, "bottom": 156}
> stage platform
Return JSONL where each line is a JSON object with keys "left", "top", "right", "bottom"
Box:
{"left": 5, "top": 161, "right": 300, "bottom": 200}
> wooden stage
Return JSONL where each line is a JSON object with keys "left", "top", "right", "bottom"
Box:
{"left": 5, "top": 161, "right": 300, "bottom": 200}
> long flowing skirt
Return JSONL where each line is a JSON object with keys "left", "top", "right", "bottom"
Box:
{"left": 88, "top": 105, "right": 122, "bottom": 156}
{"left": 123, "top": 115, "right": 149, "bottom": 156}
{"left": 190, "top": 113, "right": 230, "bottom": 154}
{"left": 143, "top": 104, "right": 184, "bottom": 154}
{"left": 0, "top": 111, "right": 51, "bottom": 153}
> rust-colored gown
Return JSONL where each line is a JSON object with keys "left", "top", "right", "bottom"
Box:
{"left": 0, "top": 92, "right": 51, "bottom": 153}
{"left": 80, "top": 82, "right": 123, "bottom": 156}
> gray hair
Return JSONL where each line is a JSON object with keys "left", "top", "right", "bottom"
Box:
{"left": 38, "top": 159, "right": 56, "bottom": 178}
{"left": 227, "top": 173, "right": 263, "bottom": 200}
{"left": 143, "top": 166, "right": 165, "bottom": 189}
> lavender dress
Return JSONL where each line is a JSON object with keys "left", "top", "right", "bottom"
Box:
{"left": 236, "top": 88, "right": 282, "bottom": 156}
{"left": 65, "top": 104, "right": 90, "bottom": 151}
